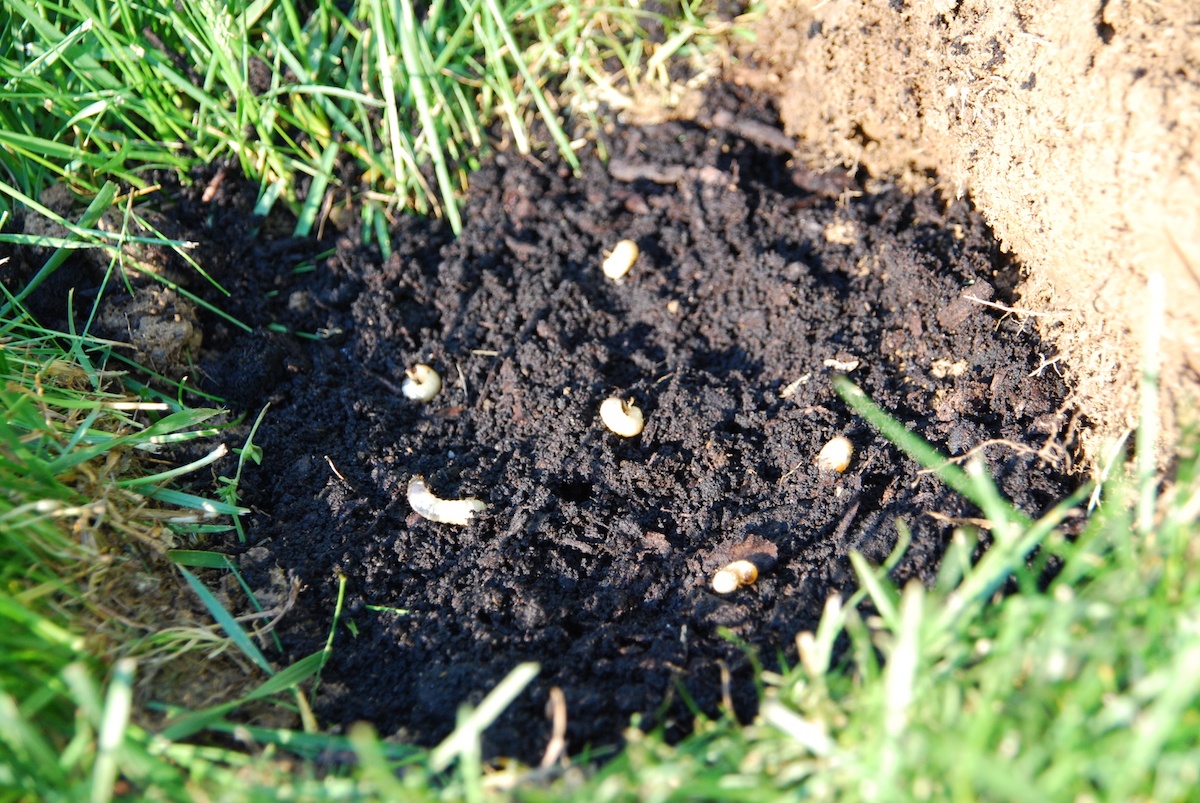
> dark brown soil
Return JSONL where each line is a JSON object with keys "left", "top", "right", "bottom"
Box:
{"left": 7, "top": 85, "right": 1079, "bottom": 764}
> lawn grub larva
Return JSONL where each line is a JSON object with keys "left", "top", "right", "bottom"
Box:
{"left": 602, "top": 239, "right": 639, "bottom": 281}
{"left": 816, "top": 435, "right": 854, "bottom": 474}
{"left": 599, "top": 397, "right": 644, "bottom": 437}
{"left": 407, "top": 476, "right": 486, "bottom": 525}
{"left": 711, "top": 560, "right": 759, "bottom": 594}
{"left": 402, "top": 364, "right": 442, "bottom": 402}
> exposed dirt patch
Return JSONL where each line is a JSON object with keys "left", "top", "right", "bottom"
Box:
{"left": 184, "top": 87, "right": 1080, "bottom": 761}
{"left": 4, "top": 86, "right": 1081, "bottom": 763}
{"left": 741, "top": 0, "right": 1200, "bottom": 464}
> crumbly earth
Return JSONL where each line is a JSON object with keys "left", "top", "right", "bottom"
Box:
{"left": 740, "top": 0, "right": 1200, "bottom": 464}
{"left": 3, "top": 86, "right": 1081, "bottom": 763}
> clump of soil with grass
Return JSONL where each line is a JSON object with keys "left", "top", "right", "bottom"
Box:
{"left": 6, "top": 86, "right": 1081, "bottom": 762}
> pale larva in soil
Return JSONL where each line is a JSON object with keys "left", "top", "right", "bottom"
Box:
{"left": 402, "top": 364, "right": 442, "bottom": 402}
{"left": 407, "top": 476, "right": 486, "bottom": 525}
{"left": 816, "top": 435, "right": 854, "bottom": 474}
{"left": 599, "top": 397, "right": 645, "bottom": 437}
{"left": 711, "top": 560, "right": 759, "bottom": 594}
{"left": 602, "top": 239, "right": 639, "bottom": 281}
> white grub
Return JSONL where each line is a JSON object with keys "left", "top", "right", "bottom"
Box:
{"left": 816, "top": 436, "right": 854, "bottom": 474}
{"left": 779, "top": 373, "right": 811, "bottom": 399}
{"left": 823, "top": 357, "right": 861, "bottom": 373}
{"left": 402, "top": 364, "right": 442, "bottom": 402}
{"left": 602, "top": 239, "right": 639, "bottom": 281}
{"left": 712, "top": 560, "right": 759, "bottom": 594}
{"left": 599, "top": 397, "right": 644, "bottom": 437}
{"left": 407, "top": 476, "right": 486, "bottom": 525}
{"left": 930, "top": 357, "right": 968, "bottom": 379}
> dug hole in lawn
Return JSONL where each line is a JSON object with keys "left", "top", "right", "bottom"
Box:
{"left": 184, "top": 83, "right": 1082, "bottom": 761}
{"left": 10, "top": 0, "right": 1192, "bottom": 764}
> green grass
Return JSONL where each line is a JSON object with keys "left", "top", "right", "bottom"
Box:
{"left": 0, "top": 310, "right": 247, "bottom": 800}
{"left": 0, "top": 0, "right": 737, "bottom": 237}
{"left": 2, "top": 0, "right": 1198, "bottom": 800}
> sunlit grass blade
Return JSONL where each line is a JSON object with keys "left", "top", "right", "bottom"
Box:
{"left": 349, "top": 722, "right": 411, "bottom": 798}
{"left": 833, "top": 374, "right": 1028, "bottom": 528}
{"left": 159, "top": 651, "right": 326, "bottom": 741}
{"left": 176, "top": 566, "right": 272, "bottom": 674}
{"left": 294, "top": 140, "right": 339, "bottom": 237}
{"left": 397, "top": 0, "right": 462, "bottom": 232}
{"left": 2, "top": 0, "right": 731, "bottom": 229}
{"left": 1136, "top": 273, "right": 1164, "bottom": 533}
{"left": 207, "top": 718, "right": 422, "bottom": 761}
{"left": 137, "top": 488, "right": 247, "bottom": 518}
{"left": 939, "top": 483, "right": 1091, "bottom": 633}
{"left": 117, "top": 443, "right": 229, "bottom": 488}
{"left": 168, "top": 548, "right": 283, "bottom": 652}
{"left": 481, "top": 0, "right": 579, "bottom": 173}
{"left": 878, "top": 582, "right": 923, "bottom": 794}
{"left": 848, "top": 551, "right": 900, "bottom": 631}
{"left": 0, "top": 181, "right": 116, "bottom": 318}
{"left": 42, "top": 408, "right": 224, "bottom": 474}
{"left": 91, "top": 657, "right": 135, "bottom": 803}
{"left": 428, "top": 661, "right": 540, "bottom": 772}
{"left": 312, "top": 573, "right": 348, "bottom": 699}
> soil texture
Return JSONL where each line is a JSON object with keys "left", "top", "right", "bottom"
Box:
{"left": 742, "top": 0, "right": 1200, "bottom": 462}
{"left": 6, "top": 86, "right": 1080, "bottom": 763}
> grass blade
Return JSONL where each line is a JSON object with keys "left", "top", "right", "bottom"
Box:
{"left": 397, "top": 0, "right": 462, "bottom": 232}
{"left": 833, "top": 375, "right": 1028, "bottom": 527}
{"left": 176, "top": 566, "right": 272, "bottom": 674}
{"left": 429, "top": 661, "right": 540, "bottom": 772}
{"left": 878, "top": 582, "right": 923, "bottom": 793}
{"left": 0, "top": 182, "right": 117, "bottom": 318}
{"left": 90, "top": 657, "right": 135, "bottom": 803}
{"left": 1136, "top": 273, "right": 1165, "bottom": 533}
{"left": 159, "top": 651, "right": 325, "bottom": 741}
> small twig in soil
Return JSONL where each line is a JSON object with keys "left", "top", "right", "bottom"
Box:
{"left": 918, "top": 432, "right": 1070, "bottom": 477}
{"left": 608, "top": 159, "right": 685, "bottom": 184}
{"left": 324, "top": 455, "right": 353, "bottom": 489}
{"left": 964, "top": 294, "right": 1058, "bottom": 318}
{"left": 1028, "top": 351, "right": 1065, "bottom": 377}
{"left": 917, "top": 438, "right": 1038, "bottom": 473}
{"left": 371, "top": 372, "right": 405, "bottom": 396}
{"left": 455, "top": 360, "right": 468, "bottom": 399}
{"left": 707, "top": 109, "right": 797, "bottom": 153}
{"left": 1165, "top": 230, "right": 1200, "bottom": 292}
{"left": 540, "top": 686, "right": 568, "bottom": 769}
{"left": 201, "top": 168, "right": 229, "bottom": 203}
{"left": 830, "top": 498, "right": 862, "bottom": 545}
{"left": 719, "top": 660, "right": 735, "bottom": 717}
{"left": 235, "top": 573, "right": 300, "bottom": 646}
{"left": 925, "top": 510, "right": 996, "bottom": 529}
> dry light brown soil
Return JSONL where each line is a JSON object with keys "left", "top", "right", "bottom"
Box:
{"left": 741, "top": 0, "right": 1200, "bottom": 462}
{"left": 6, "top": 86, "right": 1082, "bottom": 762}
